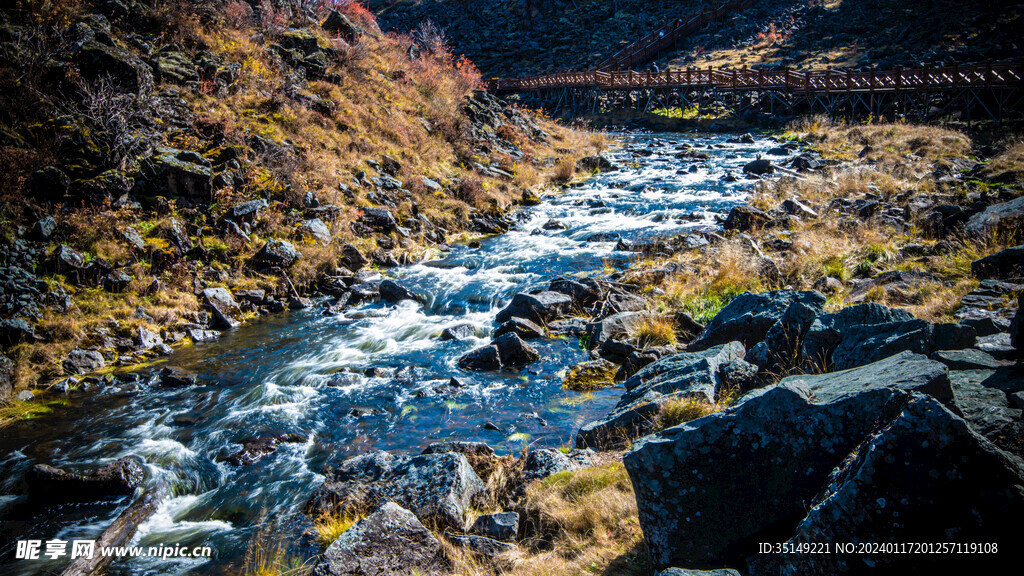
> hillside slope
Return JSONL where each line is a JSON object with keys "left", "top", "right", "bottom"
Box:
{"left": 369, "top": 0, "right": 1023, "bottom": 76}
{"left": 661, "top": 0, "right": 1024, "bottom": 70}
{"left": 0, "top": 0, "right": 603, "bottom": 403}
{"left": 368, "top": 0, "right": 709, "bottom": 76}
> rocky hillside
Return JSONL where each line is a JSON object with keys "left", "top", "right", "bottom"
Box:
{"left": 0, "top": 0, "right": 604, "bottom": 407}
{"left": 367, "top": 0, "right": 710, "bottom": 76}
{"left": 662, "top": 0, "right": 1024, "bottom": 70}
{"left": 368, "top": 0, "right": 1023, "bottom": 76}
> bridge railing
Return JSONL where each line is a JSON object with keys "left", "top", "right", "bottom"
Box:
{"left": 487, "top": 62, "right": 1023, "bottom": 94}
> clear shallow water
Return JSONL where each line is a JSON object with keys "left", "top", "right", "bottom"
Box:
{"left": 0, "top": 132, "right": 779, "bottom": 575}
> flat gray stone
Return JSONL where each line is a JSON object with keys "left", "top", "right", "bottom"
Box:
{"left": 318, "top": 502, "right": 442, "bottom": 576}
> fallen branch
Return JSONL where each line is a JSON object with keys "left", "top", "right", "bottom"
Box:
{"left": 60, "top": 482, "right": 169, "bottom": 576}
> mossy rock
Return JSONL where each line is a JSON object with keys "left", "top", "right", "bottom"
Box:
{"left": 562, "top": 358, "right": 619, "bottom": 392}
{"left": 279, "top": 28, "right": 322, "bottom": 55}
{"left": 139, "top": 148, "right": 213, "bottom": 199}
{"left": 75, "top": 169, "right": 133, "bottom": 205}
{"left": 39, "top": 116, "right": 104, "bottom": 164}
{"left": 203, "top": 145, "right": 247, "bottom": 166}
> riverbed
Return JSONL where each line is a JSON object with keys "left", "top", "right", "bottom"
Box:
{"left": 0, "top": 131, "right": 779, "bottom": 575}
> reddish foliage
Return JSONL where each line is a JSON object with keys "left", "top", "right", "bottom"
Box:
{"left": 319, "top": 0, "right": 379, "bottom": 31}
{"left": 259, "top": 0, "right": 288, "bottom": 33}
{"left": 223, "top": 0, "right": 252, "bottom": 28}
{"left": 454, "top": 55, "right": 483, "bottom": 92}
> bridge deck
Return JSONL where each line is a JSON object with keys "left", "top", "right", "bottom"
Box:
{"left": 488, "top": 63, "right": 1024, "bottom": 95}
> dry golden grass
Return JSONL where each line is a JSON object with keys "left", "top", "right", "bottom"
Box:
{"left": 656, "top": 390, "right": 739, "bottom": 432}
{"left": 629, "top": 315, "right": 677, "bottom": 348}
{"left": 313, "top": 512, "right": 363, "bottom": 549}
{"left": 498, "top": 462, "right": 646, "bottom": 576}
{"left": 0, "top": 398, "right": 60, "bottom": 429}
{"left": 787, "top": 120, "right": 971, "bottom": 168}
{"left": 980, "top": 141, "right": 1024, "bottom": 184}
{"left": 551, "top": 156, "right": 577, "bottom": 183}
{"left": 243, "top": 515, "right": 313, "bottom": 576}
{"left": 657, "top": 239, "right": 767, "bottom": 323}
{"left": 629, "top": 121, "right": 1011, "bottom": 330}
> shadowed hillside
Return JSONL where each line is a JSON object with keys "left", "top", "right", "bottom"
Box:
{"left": 368, "top": 0, "right": 1023, "bottom": 76}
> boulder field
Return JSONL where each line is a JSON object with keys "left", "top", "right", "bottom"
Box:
{"left": 568, "top": 288, "right": 1023, "bottom": 574}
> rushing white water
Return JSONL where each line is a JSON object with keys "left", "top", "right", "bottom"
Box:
{"left": 0, "top": 131, "right": 782, "bottom": 575}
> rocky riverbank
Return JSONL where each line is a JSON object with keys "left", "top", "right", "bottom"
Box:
{"left": 298, "top": 122, "right": 1022, "bottom": 575}
{"left": 0, "top": 1, "right": 608, "bottom": 416}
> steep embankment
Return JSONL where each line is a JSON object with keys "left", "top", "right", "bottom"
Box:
{"left": 0, "top": 0, "right": 605, "bottom": 411}
{"left": 660, "top": 0, "right": 1024, "bottom": 70}
{"left": 369, "top": 0, "right": 1023, "bottom": 76}
{"left": 367, "top": 0, "right": 711, "bottom": 76}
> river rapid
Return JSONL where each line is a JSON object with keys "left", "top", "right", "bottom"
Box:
{"left": 0, "top": 131, "right": 780, "bottom": 575}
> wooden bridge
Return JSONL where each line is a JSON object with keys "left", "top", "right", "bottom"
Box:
{"left": 485, "top": 0, "right": 1023, "bottom": 122}
{"left": 487, "top": 63, "right": 1024, "bottom": 123}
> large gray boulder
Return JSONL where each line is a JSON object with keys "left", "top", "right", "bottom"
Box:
{"left": 576, "top": 343, "right": 745, "bottom": 451}
{"left": 522, "top": 448, "right": 593, "bottom": 482}
{"left": 576, "top": 154, "right": 617, "bottom": 172}
{"left": 745, "top": 300, "right": 821, "bottom": 374}
{"left": 322, "top": 10, "right": 365, "bottom": 41}
{"left": 930, "top": 348, "right": 1007, "bottom": 371}
{"left": 742, "top": 158, "right": 774, "bottom": 176}
{"left": 493, "top": 317, "right": 545, "bottom": 339}
{"left": 63, "top": 349, "right": 105, "bottom": 375}
{"left": 444, "top": 532, "right": 517, "bottom": 559}
{"left": 470, "top": 512, "right": 519, "bottom": 542}
{"left": 457, "top": 345, "right": 501, "bottom": 370}
{"left": 1, "top": 318, "right": 35, "bottom": 348}
{"left": 492, "top": 332, "right": 539, "bottom": 367}
{"left": 250, "top": 239, "right": 300, "bottom": 271}
{"left": 582, "top": 311, "right": 646, "bottom": 349}
{"left": 799, "top": 303, "right": 916, "bottom": 371}
{"left": 549, "top": 277, "right": 604, "bottom": 308}
{"left": 748, "top": 395, "right": 1024, "bottom": 576}
{"left": 308, "top": 451, "right": 486, "bottom": 531}
{"left": 140, "top": 148, "right": 212, "bottom": 199}
{"left": 947, "top": 369, "right": 1024, "bottom": 450}
{"left": 458, "top": 333, "right": 539, "bottom": 370}
{"left": 971, "top": 245, "right": 1024, "bottom": 280}
{"left": 379, "top": 280, "right": 420, "bottom": 304}
{"left": 296, "top": 218, "right": 332, "bottom": 245}
{"left": 722, "top": 205, "right": 768, "bottom": 231}
{"left": 316, "top": 502, "right": 442, "bottom": 576}
{"left": 691, "top": 291, "right": 826, "bottom": 351}
{"left": 831, "top": 319, "right": 976, "bottom": 370}
{"left": 495, "top": 291, "right": 573, "bottom": 324}
{"left": 339, "top": 244, "right": 368, "bottom": 272}
{"left": 203, "top": 288, "right": 243, "bottom": 329}
{"left": 27, "top": 456, "right": 144, "bottom": 503}
{"left": 964, "top": 195, "right": 1024, "bottom": 236}
{"left": 781, "top": 351, "right": 953, "bottom": 405}
{"left": 623, "top": 352, "right": 951, "bottom": 569}
{"left": 74, "top": 40, "right": 153, "bottom": 95}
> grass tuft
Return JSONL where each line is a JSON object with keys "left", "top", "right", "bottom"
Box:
{"left": 630, "top": 315, "right": 677, "bottom": 348}
{"left": 313, "top": 512, "right": 363, "bottom": 548}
